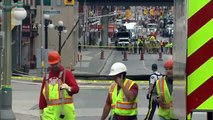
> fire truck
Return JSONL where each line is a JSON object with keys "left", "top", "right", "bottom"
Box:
{"left": 173, "top": 0, "right": 213, "bottom": 120}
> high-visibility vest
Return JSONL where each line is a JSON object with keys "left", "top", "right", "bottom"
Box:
{"left": 42, "top": 70, "right": 75, "bottom": 120}
{"left": 156, "top": 77, "right": 177, "bottom": 119}
{"left": 109, "top": 79, "right": 138, "bottom": 116}
{"left": 150, "top": 36, "right": 156, "bottom": 41}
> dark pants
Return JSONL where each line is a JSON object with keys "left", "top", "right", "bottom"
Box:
{"left": 144, "top": 97, "right": 158, "bottom": 120}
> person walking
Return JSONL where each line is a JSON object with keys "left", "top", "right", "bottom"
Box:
{"left": 39, "top": 51, "right": 79, "bottom": 120}
{"left": 153, "top": 59, "right": 178, "bottom": 120}
{"left": 144, "top": 64, "right": 162, "bottom": 120}
{"left": 138, "top": 36, "right": 143, "bottom": 54}
{"left": 101, "top": 62, "right": 139, "bottom": 120}
{"left": 78, "top": 42, "right": 82, "bottom": 53}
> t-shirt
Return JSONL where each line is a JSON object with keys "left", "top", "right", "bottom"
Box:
{"left": 150, "top": 71, "right": 162, "bottom": 85}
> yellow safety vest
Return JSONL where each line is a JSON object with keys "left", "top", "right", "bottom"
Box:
{"left": 109, "top": 79, "right": 138, "bottom": 116}
{"left": 156, "top": 77, "right": 178, "bottom": 119}
{"left": 42, "top": 70, "right": 75, "bottom": 120}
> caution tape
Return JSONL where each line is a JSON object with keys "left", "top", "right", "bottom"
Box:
{"left": 12, "top": 76, "right": 43, "bottom": 81}
{"left": 78, "top": 44, "right": 140, "bottom": 49}
{"left": 11, "top": 75, "right": 185, "bottom": 85}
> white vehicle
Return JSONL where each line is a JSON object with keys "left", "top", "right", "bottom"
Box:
{"left": 165, "top": 24, "right": 174, "bottom": 37}
{"left": 115, "top": 31, "right": 131, "bottom": 50}
{"left": 147, "top": 23, "right": 158, "bottom": 36}
{"left": 116, "top": 19, "right": 122, "bottom": 25}
{"left": 123, "top": 22, "right": 137, "bottom": 39}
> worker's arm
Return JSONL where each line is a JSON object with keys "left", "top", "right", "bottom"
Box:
{"left": 39, "top": 77, "right": 47, "bottom": 120}
{"left": 120, "top": 83, "right": 138, "bottom": 101}
{"left": 116, "top": 76, "right": 138, "bottom": 101}
{"left": 147, "top": 84, "right": 154, "bottom": 94}
{"left": 152, "top": 81, "right": 161, "bottom": 103}
{"left": 39, "top": 77, "right": 47, "bottom": 110}
{"left": 101, "top": 94, "right": 111, "bottom": 120}
{"left": 146, "top": 84, "right": 154, "bottom": 99}
{"left": 100, "top": 103, "right": 111, "bottom": 120}
{"left": 147, "top": 74, "right": 157, "bottom": 99}
{"left": 61, "top": 70, "right": 79, "bottom": 96}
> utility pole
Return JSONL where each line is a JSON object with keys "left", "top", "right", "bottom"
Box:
{"left": 83, "top": 0, "right": 87, "bottom": 49}
{"left": 40, "top": 0, "right": 45, "bottom": 75}
{"left": 0, "top": 0, "right": 16, "bottom": 119}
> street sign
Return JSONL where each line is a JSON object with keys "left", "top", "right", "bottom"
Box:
{"left": 43, "top": 10, "right": 60, "bottom": 15}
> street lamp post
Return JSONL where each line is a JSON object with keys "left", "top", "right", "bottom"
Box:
{"left": 83, "top": 0, "right": 87, "bottom": 49}
{"left": 0, "top": 1, "right": 26, "bottom": 120}
{"left": 55, "top": 20, "right": 67, "bottom": 55}
{"left": 44, "top": 14, "right": 52, "bottom": 49}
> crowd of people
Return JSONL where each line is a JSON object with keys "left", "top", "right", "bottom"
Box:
{"left": 122, "top": 35, "right": 173, "bottom": 55}
{"left": 38, "top": 50, "right": 178, "bottom": 120}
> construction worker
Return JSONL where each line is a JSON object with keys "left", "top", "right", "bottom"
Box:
{"left": 138, "top": 36, "right": 143, "bottom": 54}
{"left": 153, "top": 59, "right": 178, "bottom": 120}
{"left": 144, "top": 64, "right": 162, "bottom": 120}
{"left": 39, "top": 51, "right": 79, "bottom": 120}
{"left": 101, "top": 62, "right": 138, "bottom": 120}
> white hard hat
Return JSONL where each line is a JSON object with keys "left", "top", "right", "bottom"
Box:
{"left": 109, "top": 62, "right": 127, "bottom": 76}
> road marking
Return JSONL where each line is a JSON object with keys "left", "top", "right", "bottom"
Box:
{"left": 142, "top": 60, "right": 147, "bottom": 69}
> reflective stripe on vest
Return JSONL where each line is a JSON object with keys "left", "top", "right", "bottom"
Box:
{"left": 44, "top": 70, "right": 73, "bottom": 106}
{"left": 46, "top": 98, "right": 73, "bottom": 106}
{"left": 116, "top": 101, "right": 137, "bottom": 110}
{"left": 158, "top": 77, "right": 172, "bottom": 109}
{"left": 109, "top": 83, "right": 117, "bottom": 108}
{"left": 111, "top": 79, "right": 138, "bottom": 116}
{"left": 156, "top": 77, "right": 177, "bottom": 119}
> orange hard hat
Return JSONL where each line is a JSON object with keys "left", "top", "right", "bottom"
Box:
{"left": 164, "top": 59, "right": 173, "bottom": 68}
{"left": 48, "top": 51, "right": 61, "bottom": 65}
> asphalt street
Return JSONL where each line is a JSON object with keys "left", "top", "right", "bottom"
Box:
{"left": 13, "top": 45, "right": 206, "bottom": 120}
{"left": 12, "top": 80, "right": 206, "bottom": 120}
{"left": 73, "top": 47, "right": 172, "bottom": 76}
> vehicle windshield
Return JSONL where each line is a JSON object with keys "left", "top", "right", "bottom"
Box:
{"left": 116, "top": 32, "right": 130, "bottom": 38}
{"left": 166, "top": 24, "right": 173, "bottom": 28}
{"left": 119, "top": 39, "right": 129, "bottom": 42}
{"left": 147, "top": 24, "right": 157, "bottom": 28}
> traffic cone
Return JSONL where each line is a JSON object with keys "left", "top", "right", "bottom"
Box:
{"left": 140, "top": 52, "right": 144, "bottom": 60}
{"left": 123, "top": 51, "right": 128, "bottom": 61}
{"left": 100, "top": 50, "right": 104, "bottom": 59}
{"left": 108, "top": 43, "right": 112, "bottom": 49}
{"left": 158, "top": 52, "right": 163, "bottom": 61}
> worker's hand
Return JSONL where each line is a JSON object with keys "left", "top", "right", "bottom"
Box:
{"left": 156, "top": 96, "right": 164, "bottom": 104}
{"left": 60, "top": 83, "right": 71, "bottom": 92}
{"left": 39, "top": 109, "right": 43, "bottom": 120}
{"left": 115, "top": 75, "right": 123, "bottom": 87}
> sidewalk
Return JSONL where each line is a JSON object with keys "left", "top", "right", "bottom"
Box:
{"left": 73, "top": 47, "right": 113, "bottom": 75}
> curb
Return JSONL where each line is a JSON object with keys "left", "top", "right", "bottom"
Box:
{"left": 12, "top": 76, "right": 185, "bottom": 85}
{"left": 98, "top": 49, "right": 113, "bottom": 74}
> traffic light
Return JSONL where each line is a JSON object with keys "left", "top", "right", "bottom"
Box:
{"left": 64, "top": 0, "right": 75, "bottom": 6}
